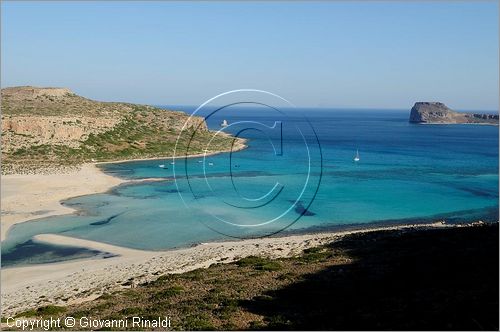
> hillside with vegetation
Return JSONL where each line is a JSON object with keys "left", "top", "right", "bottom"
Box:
{"left": 8, "top": 223, "right": 498, "bottom": 330}
{"left": 1, "top": 86, "right": 243, "bottom": 174}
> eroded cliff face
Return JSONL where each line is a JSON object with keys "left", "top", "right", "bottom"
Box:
{"left": 409, "top": 102, "right": 498, "bottom": 124}
{"left": 1, "top": 116, "right": 120, "bottom": 151}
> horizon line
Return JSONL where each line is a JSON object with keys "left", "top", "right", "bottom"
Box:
{"left": 1, "top": 85, "right": 497, "bottom": 113}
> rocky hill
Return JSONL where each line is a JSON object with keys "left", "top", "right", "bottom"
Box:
{"left": 409, "top": 102, "right": 498, "bottom": 125}
{"left": 1, "top": 86, "right": 242, "bottom": 174}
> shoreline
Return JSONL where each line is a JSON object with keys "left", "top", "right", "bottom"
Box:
{"left": 0, "top": 142, "right": 495, "bottom": 316}
{"left": 415, "top": 122, "right": 498, "bottom": 126}
{"left": 0, "top": 141, "right": 247, "bottom": 241}
{"left": 2, "top": 221, "right": 455, "bottom": 316}
{"left": 95, "top": 140, "right": 248, "bottom": 166}
{"left": 0, "top": 164, "right": 126, "bottom": 242}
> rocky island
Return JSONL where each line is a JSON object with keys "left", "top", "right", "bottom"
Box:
{"left": 409, "top": 102, "right": 498, "bottom": 125}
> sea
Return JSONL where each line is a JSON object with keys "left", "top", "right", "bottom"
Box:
{"left": 2, "top": 107, "right": 499, "bottom": 267}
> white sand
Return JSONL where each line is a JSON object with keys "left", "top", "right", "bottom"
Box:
{"left": 1, "top": 223, "right": 450, "bottom": 316}
{"left": 1, "top": 164, "right": 125, "bottom": 241}
{"left": 1, "top": 160, "right": 449, "bottom": 316}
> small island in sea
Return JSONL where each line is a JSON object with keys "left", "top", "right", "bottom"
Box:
{"left": 409, "top": 102, "right": 499, "bottom": 125}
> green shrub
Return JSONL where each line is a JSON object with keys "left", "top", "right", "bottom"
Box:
{"left": 301, "top": 246, "right": 331, "bottom": 262}
{"left": 36, "top": 305, "right": 66, "bottom": 316}
{"left": 119, "top": 307, "right": 142, "bottom": 315}
{"left": 14, "top": 309, "right": 37, "bottom": 318}
{"left": 153, "top": 286, "right": 184, "bottom": 300}
{"left": 236, "top": 256, "right": 282, "bottom": 271}
{"left": 98, "top": 293, "right": 113, "bottom": 300}
{"left": 183, "top": 314, "right": 215, "bottom": 330}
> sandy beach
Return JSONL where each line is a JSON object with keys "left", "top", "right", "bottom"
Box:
{"left": 1, "top": 221, "right": 451, "bottom": 317}
{"left": 1, "top": 164, "right": 126, "bottom": 242}
{"left": 0, "top": 137, "right": 247, "bottom": 240}
{"left": 0, "top": 158, "right": 457, "bottom": 316}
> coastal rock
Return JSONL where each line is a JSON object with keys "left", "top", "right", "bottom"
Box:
{"left": 409, "top": 102, "right": 498, "bottom": 124}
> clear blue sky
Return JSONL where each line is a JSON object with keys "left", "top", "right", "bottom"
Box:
{"left": 2, "top": 1, "right": 498, "bottom": 110}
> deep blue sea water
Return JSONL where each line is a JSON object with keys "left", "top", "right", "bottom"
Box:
{"left": 2, "top": 108, "right": 498, "bottom": 266}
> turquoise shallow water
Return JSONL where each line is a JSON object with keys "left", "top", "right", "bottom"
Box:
{"left": 2, "top": 108, "right": 498, "bottom": 266}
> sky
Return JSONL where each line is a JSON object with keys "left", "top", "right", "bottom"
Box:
{"left": 1, "top": 1, "right": 498, "bottom": 110}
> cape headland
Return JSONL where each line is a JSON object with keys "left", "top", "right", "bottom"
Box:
{"left": 409, "top": 102, "right": 498, "bottom": 125}
{"left": 1, "top": 86, "right": 245, "bottom": 174}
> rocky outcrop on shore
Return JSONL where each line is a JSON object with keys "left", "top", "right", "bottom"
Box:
{"left": 409, "top": 102, "right": 498, "bottom": 124}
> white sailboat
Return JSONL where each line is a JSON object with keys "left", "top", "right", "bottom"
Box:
{"left": 353, "top": 149, "right": 360, "bottom": 162}
{"left": 158, "top": 164, "right": 166, "bottom": 168}
{"left": 221, "top": 119, "right": 228, "bottom": 128}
